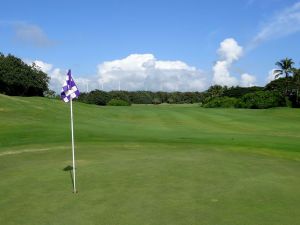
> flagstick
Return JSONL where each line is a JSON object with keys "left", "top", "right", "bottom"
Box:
{"left": 70, "top": 98, "right": 77, "bottom": 193}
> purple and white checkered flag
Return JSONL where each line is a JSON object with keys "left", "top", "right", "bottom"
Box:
{"left": 61, "top": 70, "right": 80, "bottom": 102}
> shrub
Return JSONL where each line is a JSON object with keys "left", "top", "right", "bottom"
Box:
{"left": 107, "top": 99, "right": 131, "bottom": 106}
{"left": 109, "top": 91, "right": 130, "bottom": 103}
{"left": 167, "top": 98, "right": 174, "bottom": 104}
{"left": 223, "top": 86, "right": 264, "bottom": 98}
{"left": 202, "top": 97, "right": 239, "bottom": 108}
{"left": 78, "top": 90, "right": 110, "bottom": 105}
{"left": 129, "top": 91, "right": 152, "bottom": 104}
{"left": 43, "top": 90, "right": 56, "bottom": 98}
{"left": 238, "top": 91, "right": 285, "bottom": 109}
{"left": 152, "top": 98, "right": 161, "bottom": 105}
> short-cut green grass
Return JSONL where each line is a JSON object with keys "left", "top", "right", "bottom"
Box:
{"left": 0, "top": 94, "right": 300, "bottom": 225}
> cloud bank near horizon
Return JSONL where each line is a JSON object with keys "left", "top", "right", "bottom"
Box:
{"left": 27, "top": 54, "right": 209, "bottom": 93}
{"left": 29, "top": 42, "right": 258, "bottom": 94}
{"left": 97, "top": 54, "right": 207, "bottom": 92}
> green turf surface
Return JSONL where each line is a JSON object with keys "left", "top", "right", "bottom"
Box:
{"left": 0, "top": 94, "right": 300, "bottom": 225}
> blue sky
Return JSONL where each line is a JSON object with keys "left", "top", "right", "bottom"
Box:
{"left": 1, "top": 0, "right": 300, "bottom": 92}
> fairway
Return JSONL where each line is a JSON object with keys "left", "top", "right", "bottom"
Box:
{"left": 1, "top": 94, "right": 300, "bottom": 225}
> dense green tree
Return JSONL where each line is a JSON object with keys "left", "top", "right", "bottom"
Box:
{"left": 206, "top": 85, "right": 225, "bottom": 98}
{"left": 128, "top": 91, "right": 152, "bottom": 104}
{"left": 202, "top": 85, "right": 226, "bottom": 104}
{"left": 152, "top": 97, "right": 162, "bottom": 105}
{"left": 223, "top": 86, "right": 263, "bottom": 98}
{"left": 78, "top": 90, "right": 110, "bottom": 105}
{"left": 238, "top": 91, "right": 285, "bottom": 109}
{"left": 0, "top": 53, "right": 49, "bottom": 96}
{"left": 107, "top": 99, "right": 131, "bottom": 106}
{"left": 264, "top": 77, "right": 293, "bottom": 94}
{"left": 109, "top": 91, "right": 130, "bottom": 102}
{"left": 203, "top": 97, "right": 239, "bottom": 108}
{"left": 77, "top": 90, "right": 206, "bottom": 105}
{"left": 155, "top": 92, "right": 169, "bottom": 103}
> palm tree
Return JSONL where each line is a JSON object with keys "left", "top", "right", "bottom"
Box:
{"left": 274, "top": 58, "right": 294, "bottom": 78}
{"left": 273, "top": 58, "right": 295, "bottom": 94}
{"left": 207, "top": 85, "right": 225, "bottom": 98}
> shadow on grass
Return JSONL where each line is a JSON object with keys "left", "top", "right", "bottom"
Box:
{"left": 63, "top": 165, "right": 74, "bottom": 191}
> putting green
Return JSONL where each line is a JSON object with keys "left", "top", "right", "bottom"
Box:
{"left": 0, "top": 95, "right": 300, "bottom": 225}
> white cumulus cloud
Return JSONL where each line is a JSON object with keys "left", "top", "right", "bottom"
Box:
{"left": 212, "top": 38, "right": 258, "bottom": 87}
{"left": 212, "top": 38, "right": 243, "bottom": 86}
{"left": 217, "top": 38, "right": 243, "bottom": 63}
{"left": 97, "top": 54, "right": 207, "bottom": 91}
{"left": 212, "top": 60, "right": 239, "bottom": 87}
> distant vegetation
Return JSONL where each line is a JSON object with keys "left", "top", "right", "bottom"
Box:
{"left": 202, "top": 58, "right": 300, "bottom": 108}
{"left": 201, "top": 85, "right": 286, "bottom": 109}
{"left": 107, "top": 99, "right": 131, "bottom": 106}
{"left": 77, "top": 90, "right": 204, "bottom": 105}
{"left": 0, "top": 53, "right": 49, "bottom": 96}
{"left": 78, "top": 58, "right": 300, "bottom": 108}
{"left": 1, "top": 53, "right": 300, "bottom": 108}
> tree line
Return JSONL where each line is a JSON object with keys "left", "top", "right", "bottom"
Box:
{"left": 1, "top": 53, "right": 300, "bottom": 108}
{"left": 77, "top": 90, "right": 205, "bottom": 105}
{"left": 202, "top": 58, "right": 300, "bottom": 108}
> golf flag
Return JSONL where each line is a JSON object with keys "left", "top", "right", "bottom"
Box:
{"left": 61, "top": 70, "right": 80, "bottom": 102}
{"left": 61, "top": 69, "right": 80, "bottom": 193}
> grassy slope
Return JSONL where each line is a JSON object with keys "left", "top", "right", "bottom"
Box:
{"left": 0, "top": 94, "right": 300, "bottom": 225}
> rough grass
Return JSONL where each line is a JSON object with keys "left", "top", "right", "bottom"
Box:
{"left": 0, "top": 94, "right": 300, "bottom": 225}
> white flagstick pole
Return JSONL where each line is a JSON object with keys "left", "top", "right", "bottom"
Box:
{"left": 70, "top": 97, "right": 77, "bottom": 193}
